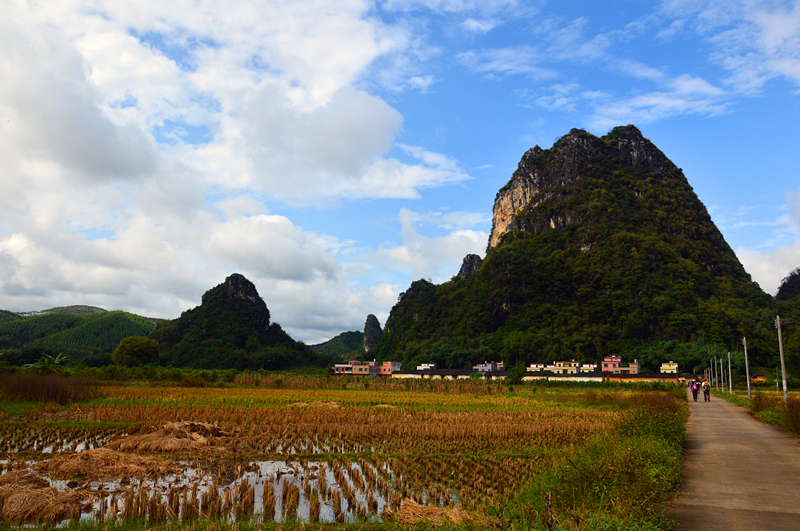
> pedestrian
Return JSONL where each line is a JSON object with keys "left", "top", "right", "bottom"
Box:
{"left": 702, "top": 379, "right": 711, "bottom": 402}
{"left": 691, "top": 380, "right": 699, "bottom": 401}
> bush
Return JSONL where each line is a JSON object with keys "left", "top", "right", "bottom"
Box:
{"left": 786, "top": 398, "right": 800, "bottom": 434}
{"left": 751, "top": 393, "right": 774, "bottom": 413}
{"left": 112, "top": 337, "right": 159, "bottom": 367}
{"left": 0, "top": 373, "right": 97, "bottom": 404}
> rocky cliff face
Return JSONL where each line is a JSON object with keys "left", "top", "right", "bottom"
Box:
{"left": 362, "top": 314, "right": 383, "bottom": 352}
{"left": 487, "top": 126, "right": 660, "bottom": 252}
{"left": 457, "top": 254, "right": 483, "bottom": 279}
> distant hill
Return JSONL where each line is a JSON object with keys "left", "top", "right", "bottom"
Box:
{"left": 0, "top": 310, "right": 21, "bottom": 324}
{"left": 0, "top": 310, "right": 156, "bottom": 365}
{"left": 17, "top": 305, "right": 107, "bottom": 317}
{"left": 374, "top": 126, "right": 777, "bottom": 373}
{"left": 310, "top": 331, "right": 363, "bottom": 358}
{"left": 152, "top": 273, "right": 332, "bottom": 370}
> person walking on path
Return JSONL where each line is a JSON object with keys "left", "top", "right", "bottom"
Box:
{"left": 690, "top": 379, "right": 699, "bottom": 401}
{"left": 668, "top": 387, "right": 800, "bottom": 530}
{"left": 701, "top": 379, "right": 710, "bottom": 402}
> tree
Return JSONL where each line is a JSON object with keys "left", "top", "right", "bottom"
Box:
{"left": 113, "top": 337, "right": 159, "bottom": 367}
{"left": 25, "top": 352, "right": 69, "bottom": 374}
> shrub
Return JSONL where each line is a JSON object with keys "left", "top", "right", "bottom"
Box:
{"left": 751, "top": 393, "right": 774, "bottom": 413}
{"left": 786, "top": 398, "right": 800, "bottom": 434}
{"left": 0, "top": 372, "right": 97, "bottom": 404}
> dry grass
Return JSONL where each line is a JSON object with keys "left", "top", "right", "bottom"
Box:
{"left": 0, "top": 470, "right": 90, "bottom": 523}
{"left": 396, "top": 498, "right": 472, "bottom": 525}
{"left": 106, "top": 421, "right": 229, "bottom": 453}
{"left": 34, "top": 447, "right": 179, "bottom": 480}
{"left": 0, "top": 469, "right": 49, "bottom": 489}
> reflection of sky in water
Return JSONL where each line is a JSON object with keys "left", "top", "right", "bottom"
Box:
{"left": 6, "top": 457, "right": 446, "bottom": 525}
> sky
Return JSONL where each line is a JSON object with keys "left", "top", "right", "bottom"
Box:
{"left": 2, "top": 0, "right": 800, "bottom": 343}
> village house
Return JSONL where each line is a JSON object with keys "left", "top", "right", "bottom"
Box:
{"left": 333, "top": 360, "right": 402, "bottom": 378}
{"left": 473, "top": 361, "right": 502, "bottom": 372}
{"left": 660, "top": 361, "right": 679, "bottom": 374}
{"left": 602, "top": 356, "right": 640, "bottom": 375}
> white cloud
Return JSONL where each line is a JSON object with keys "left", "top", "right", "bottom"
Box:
{"left": 458, "top": 47, "right": 557, "bottom": 79}
{"left": 374, "top": 208, "right": 487, "bottom": 282}
{"left": 461, "top": 18, "right": 497, "bottom": 33}
{"left": 738, "top": 242, "right": 800, "bottom": 296}
{"left": 0, "top": 16, "right": 159, "bottom": 183}
{"left": 658, "top": 0, "right": 800, "bottom": 93}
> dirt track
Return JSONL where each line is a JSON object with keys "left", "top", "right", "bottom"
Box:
{"left": 667, "top": 389, "right": 800, "bottom": 530}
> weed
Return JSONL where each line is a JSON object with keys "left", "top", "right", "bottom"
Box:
{"left": 0, "top": 372, "right": 97, "bottom": 405}
{"left": 751, "top": 394, "right": 774, "bottom": 413}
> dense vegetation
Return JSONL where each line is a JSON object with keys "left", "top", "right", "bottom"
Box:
{"left": 0, "top": 310, "right": 156, "bottom": 366}
{"left": 374, "top": 126, "right": 779, "bottom": 374}
{"left": 309, "top": 330, "right": 363, "bottom": 358}
{"left": 0, "top": 310, "right": 21, "bottom": 324}
{"left": 776, "top": 267, "right": 800, "bottom": 301}
{"left": 775, "top": 267, "right": 800, "bottom": 376}
{"left": 152, "top": 274, "right": 331, "bottom": 370}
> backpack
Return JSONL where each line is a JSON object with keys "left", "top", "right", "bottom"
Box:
{"left": 692, "top": 382, "right": 699, "bottom": 391}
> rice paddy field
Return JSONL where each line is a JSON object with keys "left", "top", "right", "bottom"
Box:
{"left": 0, "top": 376, "right": 687, "bottom": 530}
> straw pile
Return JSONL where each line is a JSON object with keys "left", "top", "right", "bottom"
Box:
{"left": 34, "top": 447, "right": 179, "bottom": 480}
{"left": 0, "top": 470, "right": 89, "bottom": 523}
{"left": 0, "top": 469, "right": 49, "bottom": 489}
{"left": 106, "top": 421, "right": 229, "bottom": 452}
{"left": 396, "top": 498, "right": 471, "bottom": 525}
{"left": 289, "top": 401, "right": 341, "bottom": 408}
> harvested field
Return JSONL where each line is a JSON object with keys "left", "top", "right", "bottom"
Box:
{"left": 0, "top": 385, "right": 633, "bottom": 525}
{"left": 34, "top": 447, "right": 179, "bottom": 480}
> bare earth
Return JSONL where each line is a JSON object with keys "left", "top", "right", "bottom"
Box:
{"left": 667, "top": 389, "right": 800, "bottom": 531}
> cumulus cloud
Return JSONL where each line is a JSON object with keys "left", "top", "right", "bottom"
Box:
{"left": 374, "top": 208, "right": 488, "bottom": 282}
{"left": 0, "top": 17, "right": 158, "bottom": 183}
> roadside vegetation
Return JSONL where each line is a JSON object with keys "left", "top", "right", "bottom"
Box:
{"left": 715, "top": 389, "right": 800, "bottom": 436}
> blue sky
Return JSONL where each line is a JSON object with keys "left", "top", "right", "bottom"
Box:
{"left": 1, "top": 0, "right": 799, "bottom": 342}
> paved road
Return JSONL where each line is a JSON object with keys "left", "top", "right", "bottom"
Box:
{"left": 667, "top": 390, "right": 800, "bottom": 531}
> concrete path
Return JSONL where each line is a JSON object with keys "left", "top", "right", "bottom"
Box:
{"left": 667, "top": 390, "right": 800, "bottom": 530}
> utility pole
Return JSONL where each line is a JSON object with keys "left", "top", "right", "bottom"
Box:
{"left": 743, "top": 337, "right": 751, "bottom": 399}
{"left": 776, "top": 316, "right": 789, "bottom": 406}
{"left": 728, "top": 351, "right": 733, "bottom": 393}
{"left": 720, "top": 357, "right": 725, "bottom": 392}
{"left": 713, "top": 356, "right": 718, "bottom": 390}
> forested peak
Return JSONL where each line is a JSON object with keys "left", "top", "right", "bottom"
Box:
{"left": 197, "top": 273, "right": 270, "bottom": 331}
{"left": 374, "top": 125, "right": 775, "bottom": 372}
{"left": 777, "top": 268, "right": 800, "bottom": 300}
{"left": 202, "top": 273, "right": 263, "bottom": 306}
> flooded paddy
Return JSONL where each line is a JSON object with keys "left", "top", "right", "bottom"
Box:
{"left": 0, "top": 387, "right": 615, "bottom": 525}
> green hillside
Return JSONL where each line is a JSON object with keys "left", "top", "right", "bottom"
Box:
{"left": 0, "top": 310, "right": 21, "bottom": 324}
{"left": 374, "top": 126, "right": 778, "bottom": 374}
{"left": 776, "top": 268, "right": 800, "bottom": 375}
{"left": 310, "top": 331, "right": 363, "bottom": 358}
{"left": 0, "top": 310, "right": 156, "bottom": 365}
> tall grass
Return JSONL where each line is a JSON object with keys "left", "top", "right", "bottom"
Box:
{"left": 499, "top": 388, "right": 687, "bottom": 530}
{"left": 0, "top": 372, "right": 97, "bottom": 404}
